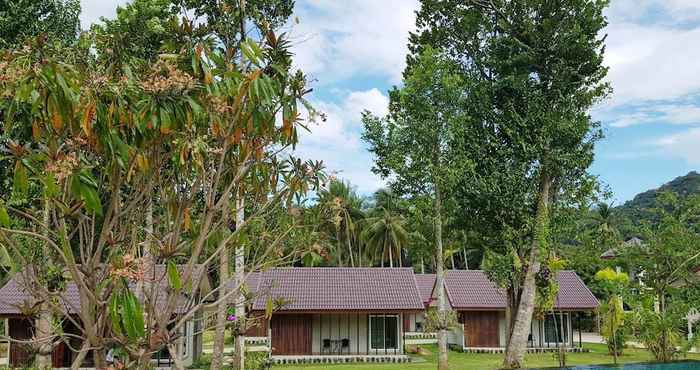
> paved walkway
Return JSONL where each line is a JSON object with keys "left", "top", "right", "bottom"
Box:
{"left": 580, "top": 332, "right": 646, "bottom": 348}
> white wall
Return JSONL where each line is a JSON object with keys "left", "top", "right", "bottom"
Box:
{"left": 310, "top": 313, "right": 405, "bottom": 355}
{"left": 465, "top": 311, "right": 574, "bottom": 349}
{"left": 406, "top": 312, "right": 427, "bottom": 332}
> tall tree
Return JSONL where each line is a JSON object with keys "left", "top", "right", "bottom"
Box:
{"left": 0, "top": 0, "right": 80, "bottom": 48}
{"left": 361, "top": 207, "right": 408, "bottom": 267}
{"left": 409, "top": 1, "right": 610, "bottom": 367}
{"left": 363, "top": 48, "right": 474, "bottom": 370}
{"left": 317, "top": 179, "right": 365, "bottom": 266}
{"left": 0, "top": 2, "right": 321, "bottom": 368}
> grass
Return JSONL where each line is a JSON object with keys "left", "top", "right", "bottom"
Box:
{"left": 272, "top": 343, "right": 700, "bottom": 370}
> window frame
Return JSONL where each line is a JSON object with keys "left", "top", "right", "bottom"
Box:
{"left": 368, "top": 314, "right": 399, "bottom": 350}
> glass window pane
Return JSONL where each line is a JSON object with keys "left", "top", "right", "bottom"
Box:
{"left": 544, "top": 314, "right": 568, "bottom": 343}
{"left": 384, "top": 316, "right": 398, "bottom": 349}
{"left": 370, "top": 316, "right": 385, "bottom": 349}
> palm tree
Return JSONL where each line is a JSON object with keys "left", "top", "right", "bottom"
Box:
{"left": 361, "top": 208, "right": 409, "bottom": 267}
{"left": 590, "top": 202, "right": 620, "bottom": 248}
{"left": 317, "top": 179, "right": 365, "bottom": 266}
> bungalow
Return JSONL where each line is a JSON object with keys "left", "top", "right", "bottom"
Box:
{"left": 0, "top": 265, "right": 210, "bottom": 368}
{"left": 242, "top": 268, "right": 598, "bottom": 363}
{"left": 441, "top": 270, "right": 599, "bottom": 352}
{"left": 245, "top": 267, "right": 424, "bottom": 364}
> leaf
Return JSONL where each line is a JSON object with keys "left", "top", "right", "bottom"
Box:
{"left": 123, "top": 290, "right": 145, "bottom": 339}
{"left": 80, "top": 183, "right": 102, "bottom": 216}
{"left": 13, "top": 161, "right": 28, "bottom": 196}
{"left": 186, "top": 97, "right": 202, "bottom": 115}
{"left": 44, "top": 172, "right": 59, "bottom": 198}
{"left": 32, "top": 121, "right": 41, "bottom": 140}
{"left": 167, "top": 260, "right": 182, "bottom": 291}
{"left": 0, "top": 202, "right": 10, "bottom": 227}
{"left": 81, "top": 102, "right": 95, "bottom": 137}
{"left": 109, "top": 293, "right": 123, "bottom": 336}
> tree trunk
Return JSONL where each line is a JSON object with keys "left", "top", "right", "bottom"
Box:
{"left": 346, "top": 233, "right": 355, "bottom": 267}
{"left": 70, "top": 341, "right": 90, "bottom": 370}
{"left": 505, "top": 292, "right": 512, "bottom": 349}
{"left": 36, "top": 200, "right": 53, "bottom": 369}
{"left": 211, "top": 212, "right": 230, "bottom": 370}
{"left": 167, "top": 341, "right": 187, "bottom": 370}
{"left": 462, "top": 248, "right": 468, "bottom": 270}
{"left": 35, "top": 306, "right": 53, "bottom": 369}
{"left": 388, "top": 243, "right": 394, "bottom": 268}
{"left": 421, "top": 257, "right": 425, "bottom": 274}
{"left": 233, "top": 196, "right": 246, "bottom": 370}
{"left": 435, "top": 185, "right": 448, "bottom": 370}
{"left": 93, "top": 347, "right": 106, "bottom": 369}
{"left": 503, "top": 173, "right": 551, "bottom": 369}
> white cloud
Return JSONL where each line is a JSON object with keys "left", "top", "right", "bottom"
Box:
{"left": 655, "top": 128, "right": 700, "bottom": 164}
{"left": 292, "top": 88, "right": 390, "bottom": 193}
{"left": 290, "top": 0, "right": 418, "bottom": 85}
{"left": 605, "top": 103, "right": 700, "bottom": 128}
{"left": 603, "top": 22, "right": 700, "bottom": 106}
{"left": 80, "top": 0, "right": 126, "bottom": 29}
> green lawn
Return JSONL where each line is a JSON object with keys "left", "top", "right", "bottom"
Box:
{"left": 273, "top": 344, "right": 700, "bottom": 370}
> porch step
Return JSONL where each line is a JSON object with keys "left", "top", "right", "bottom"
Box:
{"left": 271, "top": 355, "right": 412, "bottom": 365}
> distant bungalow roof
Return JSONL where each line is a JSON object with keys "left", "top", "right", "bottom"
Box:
{"left": 601, "top": 237, "right": 645, "bottom": 260}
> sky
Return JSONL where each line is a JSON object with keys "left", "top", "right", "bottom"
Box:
{"left": 80, "top": 0, "right": 700, "bottom": 204}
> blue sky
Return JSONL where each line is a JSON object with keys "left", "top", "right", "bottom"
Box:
{"left": 81, "top": 0, "right": 700, "bottom": 203}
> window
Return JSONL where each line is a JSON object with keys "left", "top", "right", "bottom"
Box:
{"left": 544, "top": 313, "right": 568, "bottom": 344}
{"left": 369, "top": 315, "right": 398, "bottom": 350}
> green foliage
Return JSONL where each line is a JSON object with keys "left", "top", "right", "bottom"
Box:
{"left": 0, "top": 1, "right": 322, "bottom": 367}
{"left": 424, "top": 307, "right": 459, "bottom": 332}
{"left": 598, "top": 296, "right": 627, "bottom": 355}
{"left": 91, "top": 0, "right": 180, "bottom": 73}
{"left": 362, "top": 47, "right": 474, "bottom": 198}
{"left": 0, "top": 0, "right": 81, "bottom": 48}
{"left": 361, "top": 207, "right": 409, "bottom": 268}
{"left": 594, "top": 268, "right": 630, "bottom": 292}
{"left": 316, "top": 179, "right": 365, "bottom": 267}
{"left": 246, "top": 351, "right": 272, "bottom": 370}
{"left": 632, "top": 307, "right": 692, "bottom": 362}
{"left": 623, "top": 192, "right": 700, "bottom": 311}
{"left": 110, "top": 284, "right": 147, "bottom": 342}
{"left": 595, "top": 267, "right": 629, "bottom": 356}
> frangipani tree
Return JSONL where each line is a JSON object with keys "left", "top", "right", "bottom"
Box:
{"left": 0, "top": 13, "right": 322, "bottom": 370}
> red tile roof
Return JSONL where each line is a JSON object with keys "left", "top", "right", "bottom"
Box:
{"left": 443, "top": 270, "right": 598, "bottom": 310}
{"left": 554, "top": 271, "right": 600, "bottom": 310}
{"left": 250, "top": 267, "right": 424, "bottom": 312}
{"left": 444, "top": 270, "right": 506, "bottom": 309}
{"left": 0, "top": 270, "right": 81, "bottom": 314}
{"left": 414, "top": 274, "right": 436, "bottom": 305}
{"left": 0, "top": 265, "right": 208, "bottom": 315}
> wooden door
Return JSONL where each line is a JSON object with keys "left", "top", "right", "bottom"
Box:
{"left": 463, "top": 311, "right": 500, "bottom": 347}
{"left": 271, "top": 314, "right": 312, "bottom": 355}
{"left": 52, "top": 341, "right": 69, "bottom": 367}
{"left": 9, "top": 318, "right": 32, "bottom": 367}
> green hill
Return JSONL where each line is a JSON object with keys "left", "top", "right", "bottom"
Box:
{"left": 615, "top": 171, "right": 700, "bottom": 232}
